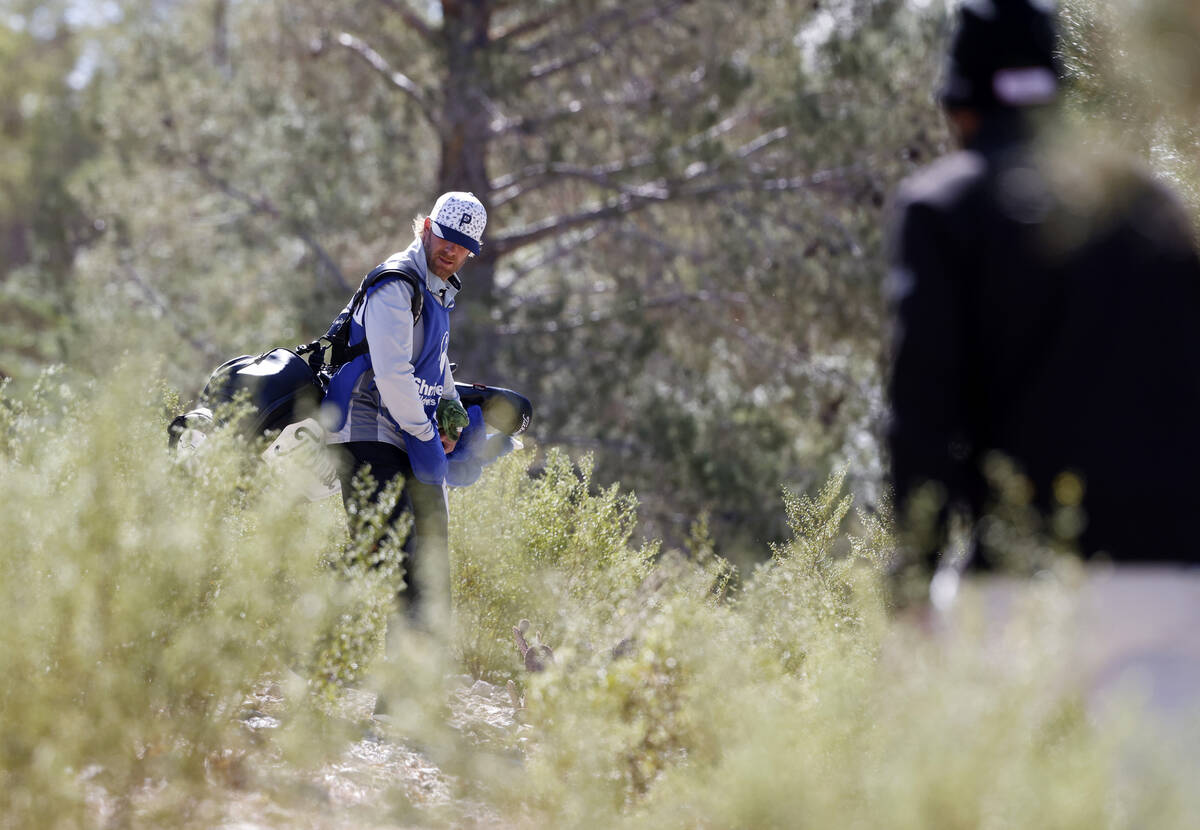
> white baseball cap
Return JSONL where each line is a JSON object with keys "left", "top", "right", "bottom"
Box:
{"left": 429, "top": 191, "right": 487, "bottom": 255}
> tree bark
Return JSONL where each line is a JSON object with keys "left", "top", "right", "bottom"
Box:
{"left": 212, "top": 0, "right": 230, "bottom": 73}
{"left": 437, "top": 0, "right": 505, "bottom": 380}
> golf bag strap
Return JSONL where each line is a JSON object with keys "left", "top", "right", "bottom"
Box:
{"left": 297, "top": 265, "right": 424, "bottom": 370}
{"left": 340, "top": 266, "right": 424, "bottom": 363}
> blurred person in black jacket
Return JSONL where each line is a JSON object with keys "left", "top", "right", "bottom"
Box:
{"left": 886, "top": 0, "right": 1200, "bottom": 717}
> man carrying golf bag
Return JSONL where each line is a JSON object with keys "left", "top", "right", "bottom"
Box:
{"left": 319, "top": 191, "right": 498, "bottom": 633}
{"left": 169, "top": 191, "right": 528, "bottom": 634}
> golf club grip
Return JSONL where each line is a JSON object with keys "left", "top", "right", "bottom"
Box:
{"left": 454, "top": 383, "right": 533, "bottom": 436}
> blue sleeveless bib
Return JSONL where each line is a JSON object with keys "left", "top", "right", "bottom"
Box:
{"left": 324, "top": 275, "right": 451, "bottom": 433}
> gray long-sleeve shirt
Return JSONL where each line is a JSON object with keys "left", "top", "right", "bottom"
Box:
{"left": 326, "top": 238, "right": 460, "bottom": 448}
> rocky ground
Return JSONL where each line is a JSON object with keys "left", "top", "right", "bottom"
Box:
{"left": 217, "top": 676, "right": 530, "bottom": 829}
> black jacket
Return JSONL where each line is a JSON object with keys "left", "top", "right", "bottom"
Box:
{"left": 887, "top": 112, "right": 1200, "bottom": 570}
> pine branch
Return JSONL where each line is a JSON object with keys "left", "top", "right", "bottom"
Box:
{"left": 502, "top": 226, "right": 604, "bottom": 287}
{"left": 491, "top": 55, "right": 725, "bottom": 141}
{"left": 521, "top": 0, "right": 693, "bottom": 85}
{"left": 491, "top": 154, "right": 855, "bottom": 259}
{"left": 660, "top": 125, "right": 792, "bottom": 190}
{"left": 377, "top": 0, "right": 436, "bottom": 42}
{"left": 495, "top": 288, "right": 748, "bottom": 336}
{"left": 120, "top": 263, "right": 224, "bottom": 362}
{"left": 491, "top": 110, "right": 761, "bottom": 204}
{"left": 489, "top": 195, "right": 653, "bottom": 257}
{"left": 189, "top": 159, "right": 352, "bottom": 293}
{"left": 489, "top": 85, "right": 659, "bottom": 138}
{"left": 335, "top": 32, "right": 437, "bottom": 127}
{"left": 493, "top": 162, "right": 670, "bottom": 209}
{"left": 534, "top": 434, "right": 641, "bottom": 453}
{"left": 514, "top": 0, "right": 688, "bottom": 59}
{"left": 490, "top": 6, "right": 570, "bottom": 44}
{"left": 736, "top": 126, "right": 789, "bottom": 160}
{"left": 499, "top": 222, "right": 702, "bottom": 294}
{"left": 513, "top": 4, "right": 627, "bottom": 57}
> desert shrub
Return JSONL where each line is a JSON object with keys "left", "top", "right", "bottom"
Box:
{"left": 448, "top": 449, "right": 658, "bottom": 681}
{"left": 0, "top": 363, "right": 383, "bottom": 827}
{"left": 3, "top": 370, "right": 1196, "bottom": 829}
{"left": 474, "top": 471, "right": 1198, "bottom": 830}
{"left": 500, "top": 469, "right": 886, "bottom": 821}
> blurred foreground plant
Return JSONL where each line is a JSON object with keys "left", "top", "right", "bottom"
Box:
{"left": 443, "top": 459, "right": 1197, "bottom": 829}
{"left": 2, "top": 367, "right": 1196, "bottom": 829}
{"left": 0, "top": 364, "right": 380, "bottom": 827}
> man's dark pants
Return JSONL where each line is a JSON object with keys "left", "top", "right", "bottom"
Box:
{"left": 332, "top": 441, "right": 450, "bottom": 630}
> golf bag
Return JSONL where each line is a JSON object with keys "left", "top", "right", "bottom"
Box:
{"left": 167, "top": 348, "right": 323, "bottom": 450}
{"left": 167, "top": 259, "right": 534, "bottom": 498}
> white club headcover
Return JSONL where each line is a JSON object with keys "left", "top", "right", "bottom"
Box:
{"left": 262, "top": 418, "right": 341, "bottom": 502}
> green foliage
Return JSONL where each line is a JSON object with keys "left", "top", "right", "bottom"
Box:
{"left": 2, "top": 0, "right": 952, "bottom": 560}
{"left": 485, "top": 465, "right": 1193, "bottom": 829}
{"left": 0, "top": 364, "right": 378, "bottom": 826}
{"left": 0, "top": 11, "right": 99, "bottom": 375}
{"left": 3, "top": 2, "right": 1200, "bottom": 824}
{"left": 449, "top": 449, "right": 656, "bottom": 679}
{"left": 1060, "top": 0, "right": 1200, "bottom": 213}
{"left": 739, "top": 467, "right": 882, "bottom": 677}
{"left": 0, "top": 372, "right": 1195, "bottom": 828}
{"left": 502, "top": 0, "right": 948, "bottom": 557}
{"left": 9, "top": 0, "right": 1200, "bottom": 570}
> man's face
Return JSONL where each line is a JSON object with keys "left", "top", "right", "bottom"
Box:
{"left": 423, "top": 219, "right": 472, "bottom": 280}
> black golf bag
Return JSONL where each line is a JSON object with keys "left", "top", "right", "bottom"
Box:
{"left": 168, "top": 259, "right": 532, "bottom": 465}
{"left": 168, "top": 347, "right": 532, "bottom": 449}
{"left": 167, "top": 348, "right": 323, "bottom": 449}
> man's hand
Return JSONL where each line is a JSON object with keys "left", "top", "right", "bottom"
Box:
{"left": 437, "top": 398, "right": 470, "bottom": 444}
{"left": 402, "top": 428, "right": 448, "bottom": 486}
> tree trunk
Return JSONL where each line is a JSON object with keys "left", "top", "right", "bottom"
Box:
{"left": 453, "top": 253, "right": 515, "bottom": 387}
{"left": 212, "top": 0, "right": 230, "bottom": 74}
{"left": 437, "top": 0, "right": 506, "bottom": 382}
